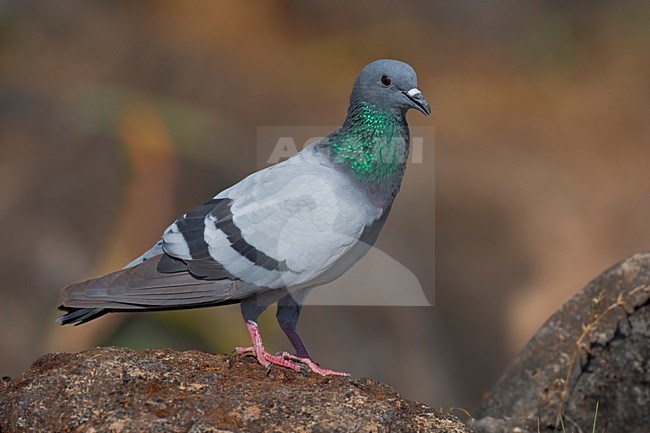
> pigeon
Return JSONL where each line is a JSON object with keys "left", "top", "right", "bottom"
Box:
{"left": 58, "top": 59, "right": 430, "bottom": 376}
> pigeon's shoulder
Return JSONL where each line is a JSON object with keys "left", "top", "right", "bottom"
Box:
{"left": 216, "top": 145, "right": 381, "bottom": 218}
{"left": 215, "top": 145, "right": 345, "bottom": 196}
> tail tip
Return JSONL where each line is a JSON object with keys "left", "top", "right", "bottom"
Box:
{"left": 57, "top": 306, "right": 107, "bottom": 326}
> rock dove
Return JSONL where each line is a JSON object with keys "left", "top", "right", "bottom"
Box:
{"left": 58, "top": 59, "right": 430, "bottom": 376}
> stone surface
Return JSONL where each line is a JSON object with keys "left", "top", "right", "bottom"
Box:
{"left": 470, "top": 252, "right": 650, "bottom": 433}
{"left": 0, "top": 347, "right": 470, "bottom": 433}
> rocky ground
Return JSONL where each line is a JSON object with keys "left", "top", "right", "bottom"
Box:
{"left": 0, "top": 347, "right": 470, "bottom": 433}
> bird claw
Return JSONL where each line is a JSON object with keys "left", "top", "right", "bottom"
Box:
{"left": 235, "top": 322, "right": 347, "bottom": 376}
{"left": 235, "top": 346, "right": 304, "bottom": 373}
{"left": 278, "top": 352, "right": 350, "bottom": 376}
{"left": 234, "top": 346, "right": 254, "bottom": 355}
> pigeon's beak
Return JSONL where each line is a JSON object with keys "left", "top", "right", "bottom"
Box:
{"left": 403, "top": 88, "right": 431, "bottom": 117}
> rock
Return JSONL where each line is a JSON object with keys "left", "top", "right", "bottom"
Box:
{"left": 470, "top": 252, "right": 650, "bottom": 433}
{"left": 0, "top": 347, "right": 470, "bottom": 433}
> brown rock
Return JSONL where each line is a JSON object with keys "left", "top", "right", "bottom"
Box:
{"left": 0, "top": 347, "right": 470, "bottom": 433}
{"left": 471, "top": 252, "right": 650, "bottom": 433}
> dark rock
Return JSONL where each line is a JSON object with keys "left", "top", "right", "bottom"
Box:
{"left": 470, "top": 252, "right": 650, "bottom": 433}
{"left": 0, "top": 347, "right": 470, "bottom": 433}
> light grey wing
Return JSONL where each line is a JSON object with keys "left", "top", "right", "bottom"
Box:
{"left": 162, "top": 150, "right": 383, "bottom": 290}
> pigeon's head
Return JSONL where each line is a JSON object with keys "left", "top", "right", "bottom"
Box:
{"left": 350, "top": 59, "right": 430, "bottom": 117}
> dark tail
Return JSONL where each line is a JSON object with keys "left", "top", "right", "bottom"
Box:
{"left": 57, "top": 254, "right": 248, "bottom": 325}
{"left": 57, "top": 306, "right": 108, "bottom": 326}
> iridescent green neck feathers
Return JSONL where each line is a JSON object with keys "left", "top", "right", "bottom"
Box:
{"left": 328, "top": 102, "right": 409, "bottom": 187}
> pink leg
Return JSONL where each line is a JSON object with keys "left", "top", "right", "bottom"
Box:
{"left": 235, "top": 321, "right": 305, "bottom": 373}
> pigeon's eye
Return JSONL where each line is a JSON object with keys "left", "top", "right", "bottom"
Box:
{"left": 380, "top": 75, "right": 392, "bottom": 87}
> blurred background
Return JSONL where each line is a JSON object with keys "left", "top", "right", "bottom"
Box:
{"left": 1, "top": 0, "right": 650, "bottom": 413}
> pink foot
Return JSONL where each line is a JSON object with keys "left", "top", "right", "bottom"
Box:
{"left": 236, "top": 321, "right": 349, "bottom": 376}
{"left": 236, "top": 346, "right": 305, "bottom": 373}
{"left": 236, "top": 321, "right": 305, "bottom": 373}
{"left": 279, "top": 352, "right": 349, "bottom": 376}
